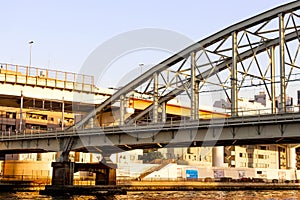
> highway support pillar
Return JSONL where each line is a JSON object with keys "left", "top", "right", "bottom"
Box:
{"left": 287, "top": 146, "right": 296, "bottom": 169}
{"left": 51, "top": 162, "right": 74, "bottom": 186}
{"left": 95, "top": 165, "right": 117, "bottom": 185}
{"left": 212, "top": 146, "right": 224, "bottom": 167}
{"left": 19, "top": 90, "right": 23, "bottom": 133}
{"left": 95, "top": 153, "right": 117, "bottom": 185}
{"left": 120, "top": 95, "right": 125, "bottom": 126}
{"left": 73, "top": 162, "right": 117, "bottom": 185}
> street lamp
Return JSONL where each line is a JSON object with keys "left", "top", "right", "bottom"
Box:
{"left": 139, "top": 63, "right": 144, "bottom": 92}
{"left": 139, "top": 63, "right": 144, "bottom": 75}
{"left": 29, "top": 41, "right": 34, "bottom": 67}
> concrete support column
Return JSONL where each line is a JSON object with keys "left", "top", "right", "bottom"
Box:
{"left": 212, "top": 146, "right": 224, "bottom": 167}
{"left": 51, "top": 162, "right": 74, "bottom": 186}
{"left": 287, "top": 146, "right": 296, "bottom": 169}
{"left": 97, "top": 153, "right": 117, "bottom": 185}
{"left": 161, "top": 101, "right": 166, "bottom": 123}
{"left": 95, "top": 168, "right": 116, "bottom": 185}
{"left": 19, "top": 90, "right": 23, "bottom": 133}
{"left": 61, "top": 97, "right": 65, "bottom": 131}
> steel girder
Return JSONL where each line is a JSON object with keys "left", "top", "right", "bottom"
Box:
{"left": 75, "top": 1, "right": 300, "bottom": 130}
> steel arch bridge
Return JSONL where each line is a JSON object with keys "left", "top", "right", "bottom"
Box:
{"left": 75, "top": 1, "right": 300, "bottom": 130}
{"left": 2, "top": 1, "right": 300, "bottom": 161}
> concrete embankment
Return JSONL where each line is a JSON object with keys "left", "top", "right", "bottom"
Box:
{"left": 119, "top": 181, "right": 300, "bottom": 191}
{"left": 40, "top": 185, "right": 126, "bottom": 196}
{"left": 0, "top": 180, "right": 45, "bottom": 191}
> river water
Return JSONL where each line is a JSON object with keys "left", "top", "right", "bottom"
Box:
{"left": 0, "top": 190, "right": 299, "bottom": 200}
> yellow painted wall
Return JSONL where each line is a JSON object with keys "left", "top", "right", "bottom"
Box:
{"left": 131, "top": 98, "right": 229, "bottom": 119}
{"left": 3, "top": 160, "right": 52, "bottom": 180}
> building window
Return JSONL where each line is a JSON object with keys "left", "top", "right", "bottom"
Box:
{"left": 239, "top": 153, "right": 246, "bottom": 158}
{"left": 248, "top": 153, "right": 253, "bottom": 158}
{"left": 260, "top": 146, "right": 267, "bottom": 150}
{"left": 258, "top": 154, "right": 264, "bottom": 159}
{"left": 130, "top": 155, "right": 135, "bottom": 161}
{"left": 6, "top": 112, "right": 16, "bottom": 119}
{"left": 256, "top": 163, "right": 267, "bottom": 168}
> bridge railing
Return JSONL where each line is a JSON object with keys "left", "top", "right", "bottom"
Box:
{"left": 0, "top": 63, "right": 94, "bottom": 92}
{"left": 98, "top": 106, "right": 300, "bottom": 127}
{"left": 1, "top": 106, "right": 300, "bottom": 140}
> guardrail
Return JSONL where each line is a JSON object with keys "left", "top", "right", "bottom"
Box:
{"left": 0, "top": 63, "right": 94, "bottom": 92}
{"left": 1, "top": 111, "right": 300, "bottom": 142}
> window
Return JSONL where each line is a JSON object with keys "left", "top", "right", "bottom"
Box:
{"left": 260, "top": 146, "right": 267, "bottom": 150}
{"left": 6, "top": 112, "right": 16, "bottom": 119}
{"left": 130, "top": 155, "right": 135, "bottom": 161}
{"left": 239, "top": 153, "right": 246, "bottom": 158}
{"left": 258, "top": 154, "right": 264, "bottom": 159}
{"left": 256, "top": 163, "right": 268, "bottom": 168}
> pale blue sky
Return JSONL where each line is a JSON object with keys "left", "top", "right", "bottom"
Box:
{"left": 0, "top": 0, "right": 293, "bottom": 88}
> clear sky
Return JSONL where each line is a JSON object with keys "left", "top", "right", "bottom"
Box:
{"left": 0, "top": 0, "right": 293, "bottom": 88}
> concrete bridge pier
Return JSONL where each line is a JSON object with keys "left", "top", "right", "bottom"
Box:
{"left": 51, "top": 161, "right": 117, "bottom": 186}
{"left": 95, "top": 164, "right": 117, "bottom": 185}
{"left": 212, "top": 146, "right": 224, "bottom": 167}
{"left": 51, "top": 162, "right": 75, "bottom": 186}
{"left": 95, "top": 153, "right": 117, "bottom": 185}
{"left": 287, "top": 145, "right": 297, "bottom": 169}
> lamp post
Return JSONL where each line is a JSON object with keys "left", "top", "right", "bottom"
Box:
{"left": 139, "top": 63, "right": 144, "bottom": 75}
{"left": 139, "top": 63, "right": 144, "bottom": 92}
{"left": 29, "top": 41, "right": 34, "bottom": 67}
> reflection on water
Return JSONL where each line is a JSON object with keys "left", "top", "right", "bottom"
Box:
{"left": 0, "top": 190, "right": 299, "bottom": 200}
{"left": 114, "top": 191, "right": 299, "bottom": 200}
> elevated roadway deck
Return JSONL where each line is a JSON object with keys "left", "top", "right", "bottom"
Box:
{"left": 0, "top": 112, "right": 299, "bottom": 154}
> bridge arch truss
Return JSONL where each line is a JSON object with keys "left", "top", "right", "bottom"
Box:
{"left": 76, "top": 1, "right": 300, "bottom": 130}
